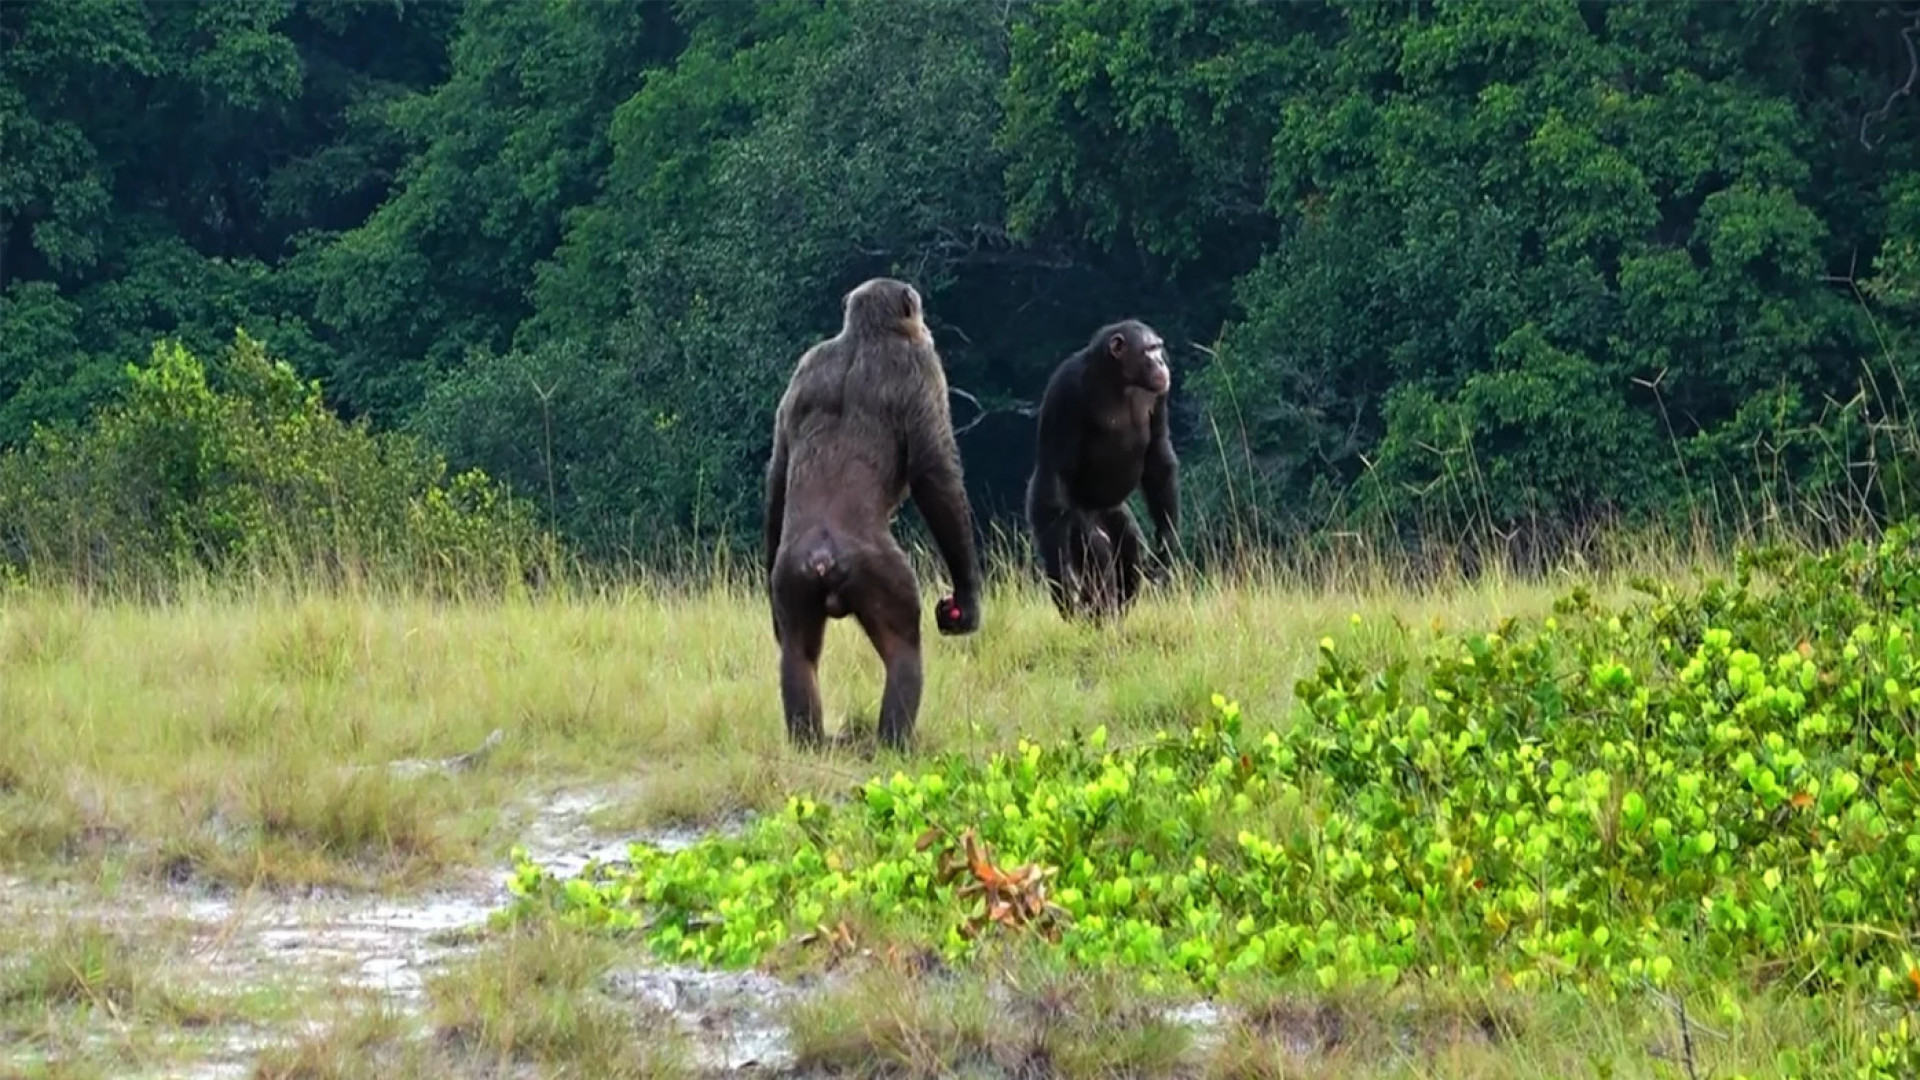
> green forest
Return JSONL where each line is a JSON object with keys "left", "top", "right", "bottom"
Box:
{"left": 8, "top": 0, "right": 1920, "bottom": 578}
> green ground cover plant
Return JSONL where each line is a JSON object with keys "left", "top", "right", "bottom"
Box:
{"left": 504, "top": 525, "right": 1920, "bottom": 1077}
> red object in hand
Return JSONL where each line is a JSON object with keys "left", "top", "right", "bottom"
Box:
{"left": 936, "top": 594, "right": 970, "bottom": 633}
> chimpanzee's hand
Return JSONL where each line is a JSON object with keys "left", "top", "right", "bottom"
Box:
{"left": 935, "top": 593, "right": 980, "bottom": 635}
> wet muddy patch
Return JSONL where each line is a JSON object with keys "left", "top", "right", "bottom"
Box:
{"left": 0, "top": 781, "right": 774, "bottom": 1077}
{"left": 606, "top": 964, "right": 804, "bottom": 1073}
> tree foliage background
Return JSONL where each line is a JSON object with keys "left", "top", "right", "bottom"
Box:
{"left": 7, "top": 0, "right": 1920, "bottom": 570}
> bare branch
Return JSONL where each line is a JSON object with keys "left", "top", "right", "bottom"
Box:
{"left": 849, "top": 224, "right": 1077, "bottom": 277}
{"left": 950, "top": 385, "right": 1036, "bottom": 437}
{"left": 1317, "top": 395, "right": 1371, "bottom": 467}
{"left": 1673, "top": 989, "right": 1700, "bottom": 1080}
{"left": 955, "top": 248, "right": 1078, "bottom": 271}
{"left": 1862, "top": 12, "right": 1920, "bottom": 150}
{"left": 1644, "top": 980, "right": 1737, "bottom": 1080}
{"left": 527, "top": 377, "right": 561, "bottom": 522}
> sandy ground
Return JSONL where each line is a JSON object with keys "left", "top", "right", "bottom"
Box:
{"left": 1, "top": 781, "right": 798, "bottom": 1077}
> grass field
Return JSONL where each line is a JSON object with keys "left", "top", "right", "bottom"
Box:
{"left": 4, "top": 536, "right": 1918, "bottom": 1078}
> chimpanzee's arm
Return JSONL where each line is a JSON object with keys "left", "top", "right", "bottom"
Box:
{"left": 908, "top": 416, "right": 982, "bottom": 608}
{"left": 1142, "top": 397, "right": 1180, "bottom": 553}
{"left": 1030, "top": 364, "right": 1084, "bottom": 517}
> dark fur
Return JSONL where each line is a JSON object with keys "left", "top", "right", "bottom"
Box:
{"left": 1024, "top": 319, "right": 1180, "bottom": 620}
{"left": 764, "top": 278, "right": 983, "bottom": 750}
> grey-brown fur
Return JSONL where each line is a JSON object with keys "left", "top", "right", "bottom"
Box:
{"left": 763, "top": 278, "right": 982, "bottom": 750}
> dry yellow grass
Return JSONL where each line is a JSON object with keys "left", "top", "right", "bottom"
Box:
{"left": 0, "top": 552, "right": 1663, "bottom": 889}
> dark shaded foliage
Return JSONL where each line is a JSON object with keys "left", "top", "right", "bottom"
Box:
{"left": 7, "top": 0, "right": 1920, "bottom": 569}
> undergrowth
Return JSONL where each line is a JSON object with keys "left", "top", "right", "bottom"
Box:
{"left": 504, "top": 523, "right": 1920, "bottom": 1078}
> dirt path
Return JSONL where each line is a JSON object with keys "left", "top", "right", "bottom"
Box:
{"left": 1, "top": 783, "right": 792, "bottom": 1077}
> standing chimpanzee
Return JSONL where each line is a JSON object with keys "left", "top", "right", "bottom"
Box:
{"left": 1024, "top": 319, "right": 1180, "bottom": 620}
{"left": 764, "top": 278, "right": 983, "bottom": 751}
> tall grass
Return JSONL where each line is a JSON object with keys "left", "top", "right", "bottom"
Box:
{"left": 0, "top": 517, "right": 1726, "bottom": 893}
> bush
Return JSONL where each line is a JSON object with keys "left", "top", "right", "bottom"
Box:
{"left": 0, "top": 331, "right": 544, "bottom": 591}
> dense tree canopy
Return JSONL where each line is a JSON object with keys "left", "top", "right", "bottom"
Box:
{"left": 6, "top": 0, "right": 1920, "bottom": 566}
